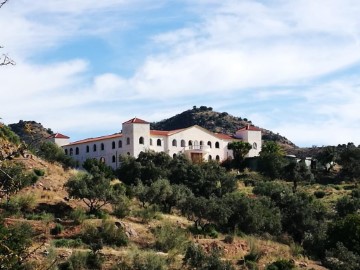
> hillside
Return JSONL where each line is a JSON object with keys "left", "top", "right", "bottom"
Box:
{"left": 2, "top": 122, "right": 354, "bottom": 269}
{"left": 8, "top": 120, "right": 53, "bottom": 150}
{"left": 151, "top": 106, "right": 297, "bottom": 149}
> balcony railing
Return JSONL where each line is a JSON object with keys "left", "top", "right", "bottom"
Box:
{"left": 183, "top": 145, "right": 209, "bottom": 152}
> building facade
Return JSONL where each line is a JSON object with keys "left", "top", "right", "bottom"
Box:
{"left": 61, "top": 118, "right": 262, "bottom": 169}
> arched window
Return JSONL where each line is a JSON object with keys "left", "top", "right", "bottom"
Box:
{"left": 172, "top": 139, "right": 177, "bottom": 147}
{"left": 75, "top": 147, "right": 79, "bottom": 155}
{"left": 188, "top": 140, "right": 193, "bottom": 149}
{"left": 100, "top": 157, "right": 105, "bottom": 163}
{"left": 126, "top": 138, "right": 130, "bottom": 145}
{"left": 216, "top": 155, "right": 220, "bottom": 161}
{"left": 207, "top": 141, "right": 212, "bottom": 148}
{"left": 112, "top": 141, "right": 116, "bottom": 149}
{"left": 200, "top": 141, "right": 204, "bottom": 146}
{"left": 93, "top": 144, "right": 97, "bottom": 152}
{"left": 150, "top": 138, "right": 153, "bottom": 146}
{"left": 112, "top": 155, "right": 116, "bottom": 163}
{"left": 253, "top": 142, "right": 257, "bottom": 150}
{"left": 194, "top": 141, "right": 199, "bottom": 149}
{"left": 65, "top": 149, "right": 68, "bottom": 155}
{"left": 69, "top": 148, "right": 73, "bottom": 156}
{"left": 101, "top": 143, "right": 105, "bottom": 151}
{"left": 181, "top": 140, "right": 185, "bottom": 147}
{"left": 157, "top": 139, "right": 162, "bottom": 146}
{"left": 139, "top": 137, "right": 144, "bottom": 144}
{"left": 208, "top": 155, "right": 212, "bottom": 160}
{"left": 127, "top": 152, "right": 130, "bottom": 155}
{"left": 173, "top": 153, "right": 177, "bottom": 158}
{"left": 86, "top": 145, "right": 89, "bottom": 153}
{"left": 118, "top": 140, "right": 122, "bottom": 148}
{"left": 215, "top": 141, "right": 220, "bottom": 148}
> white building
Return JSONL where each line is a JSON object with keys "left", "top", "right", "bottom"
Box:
{"left": 61, "top": 118, "right": 262, "bottom": 169}
{"left": 46, "top": 133, "right": 70, "bottom": 147}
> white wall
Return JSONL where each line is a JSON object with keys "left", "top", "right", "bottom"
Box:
{"left": 63, "top": 123, "right": 262, "bottom": 168}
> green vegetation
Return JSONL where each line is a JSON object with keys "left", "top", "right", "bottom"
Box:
{"left": 151, "top": 106, "right": 295, "bottom": 147}
{"left": 0, "top": 124, "right": 21, "bottom": 145}
{"left": 81, "top": 220, "right": 128, "bottom": 251}
{"left": 2, "top": 122, "right": 360, "bottom": 270}
{"left": 227, "top": 141, "right": 252, "bottom": 169}
{"left": 65, "top": 170, "right": 119, "bottom": 214}
{"left": 153, "top": 222, "right": 188, "bottom": 253}
{"left": 0, "top": 161, "right": 38, "bottom": 202}
{"left": 184, "top": 243, "right": 235, "bottom": 270}
{"left": 0, "top": 222, "right": 34, "bottom": 269}
{"left": 38, "top": 141, "right": 77, "bottom": 168}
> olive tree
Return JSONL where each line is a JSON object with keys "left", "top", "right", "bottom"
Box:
{"left": 227, "top": 141, "right": 252, "bottom": 169}
{"left": 65, "top": 171, "right": 118, "bottom": 214}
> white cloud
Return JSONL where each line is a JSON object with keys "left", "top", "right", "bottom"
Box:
{"left": 2, "top": 0, "right": 360, "bottom": 146}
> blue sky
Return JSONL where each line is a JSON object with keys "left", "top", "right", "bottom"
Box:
{"left": 1, "top": 0, "right": 360, "bottom": 147}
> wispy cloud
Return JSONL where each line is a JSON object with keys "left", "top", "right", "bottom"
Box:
{"left": 1, "top": 0, "right": 360, "bottom": 146}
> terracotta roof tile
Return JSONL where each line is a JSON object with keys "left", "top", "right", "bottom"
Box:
{"left": 48, "top": 133, "right": 70, "bottom": 139}
{"left": 237, "top": 125, "right": 261, "bottom": 132}
{"left": 213, "top": 133, "right": 236, "bottom": 140}
{"left": 66, "top": 133, "right": 122, "bottom": 146}
{"left": 150, "top": 128, "right": 186, "bottom": 137}
{"left": 123, "top": 117, "right": 149, "bottom": 124}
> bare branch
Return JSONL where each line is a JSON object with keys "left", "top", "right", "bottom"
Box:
{"left": 0, "top": 0, "right": 9, "bottom": 9}
{"left": 1, "top": 1, "right": 15, "bottom": 66}
{"left": 0, "top": 53, "right": 15, "bottom": 66}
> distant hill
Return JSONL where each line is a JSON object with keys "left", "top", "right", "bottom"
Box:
{"left": 151, "top": 106, "right": 297, "bottom": 149}
{"left": 9, "top": 120, "right": 53, "bottom": 150}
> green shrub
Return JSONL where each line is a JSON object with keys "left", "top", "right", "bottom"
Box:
{"left": 81, "top": 221, "right": 128, "bottom": 251}
{"left": 204, "top": 224, "right": 218, "bottom": 238}
{"left": 53, "top": 238, "right": 84, "bottom": 248}
{"left": 289, "top": 242, "right": 304, "bottom": 257}
{"left": 265, "top": 260, "right": 295, "bottom": 270}
{"left": 323, "top": 242, "right": 360, "bottom": 270}
{"left": 224, "top": 235, "right": 234, "bottom": 244}
{"left": 69, "top": 208, "right": 87, "bottom": 225}
{"left": 25, "top": 212, "right": 54, "bottom": 221}
{"left": 244, "top": 238, "right": 263, "bottom": 263}
{"left": 33, "top": 168, "right": 45, "bottom": 176}
{"left": 184, "top": 243, "right": 235, "bottom": 270}
{"left": 245, "top": 260, "right": 259, "bottom": 270}
{"left": 101, "top": 220, "right": 128, "bottom": 247}
{"left": 314, "top": 190, "right": 326, "bottom": 198}
{"left": 0, "top": 125, "right": 21, "bottom": 145}
{"left": 28, "top": 173, "right": 39, "bottom": 184}
{"left": 81, "top": 223, "right": 103, "bottom": 252}
{"left": 153, "top": 222, "right": 188, "bottom": 253}
{"left": 58, "top": 251, "right": 103, "bottom": 270}
{"left": 50, "top": 223, "right": 64, "bottom": 235}
{"left": 5, "top": 194, "right": 36, "bottom": 214}
{"left": 351, "top": 188, "right": 360, "bottom": 198}
{"left": 133, "top": 251, "right": 167, "bottom": 270}
{"left": 0, "top": 222, "right": 34, "bottom": 270}
{"left": 112, "top": 196, "right": 131, "bottom": 218}
{"left": 134, "top": 205, "right": 160, "bottom": 223}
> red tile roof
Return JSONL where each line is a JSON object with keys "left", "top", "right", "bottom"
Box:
{"left": 150, "top": 128, "right": 186, "bottom": 137}
{"left": 237, "top": 125, "right": 261, "bottom": 132}
{"left": 66, "top": 133, "right": 123, "bottom": 146}
{"left": 123, "top": 117, "right": 149, "bottom": 124}
{"left": 214, "top": 133, "right": 237, "bottom": 140}
{"left": 48, "top": 133, "right": 70, "bottom": 139}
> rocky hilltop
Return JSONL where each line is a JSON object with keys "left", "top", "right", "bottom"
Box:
{"left": 8, "top": 107, "right": 297, "bottom": 151}
{"left": 8, "top": 120, "right": 53, "bottom": 150}
{"left": 151, "top": 106, "right": 297, "bottom": 149}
